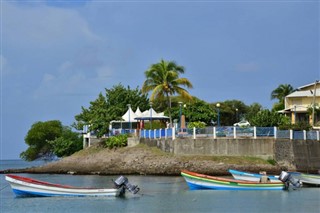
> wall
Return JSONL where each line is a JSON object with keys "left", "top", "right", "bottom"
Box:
{"left": 275, "top": 139, "right": 320, "bottom": 172}
{"left": 139, "top": 137, "right": 320, "bottom": 172}
{"left": 140, "top": 138, "right": 274, "bottom": 159}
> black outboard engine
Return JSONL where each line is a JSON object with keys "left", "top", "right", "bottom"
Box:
{"left": 114, "top": 176, "right": 140, "bottom": 194}
{"left": 279, "top": 171, "right": 302, "bottom": 190}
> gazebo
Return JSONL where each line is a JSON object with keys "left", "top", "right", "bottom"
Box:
{"left": 134, "top": 108, "right": 169, "bottom": 129}
{"left": 109, "top": 106, "right": 169, "bottom": 134}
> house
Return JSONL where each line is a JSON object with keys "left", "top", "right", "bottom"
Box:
{"left": 281, "top": 81, "right": 320, "bottom": 127}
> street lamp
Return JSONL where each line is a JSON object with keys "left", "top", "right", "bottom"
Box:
{"left": 236, "top": 108, "right": 238, "bottom": 122}
{"left": 312, "top": 80, "right": 319, "bottom": 127}
{"left": 294, "top": 105, "right": 297, "bottom": 124}
{"left": 127, "top": 104, "right": 131, "bottom": 130}
{"left": 216, "top": 103, "right": 220, "bottom": 126}
{"left": 178, "top": 102, "right": 183, "bottom": 131}
{"left": 150, "top": 102, "right": 153, "bottom": 129}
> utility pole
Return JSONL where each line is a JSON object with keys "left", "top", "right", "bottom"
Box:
{"left": 312, "top": 80, "right": 319, "bottom": 127}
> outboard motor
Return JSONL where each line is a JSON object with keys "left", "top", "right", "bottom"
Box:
{"left": 279, "top": 171, "right": 302, "bottom": 190}
{"left": 114, "top": 176, "right": 140, "bottom": 194}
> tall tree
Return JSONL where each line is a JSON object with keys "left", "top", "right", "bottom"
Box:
{"left": 271, "top": 84, "right": 295, "bottom": 110}
{"left": 216, "top": 100, "right": 248, "bottom": 126}
{"left": 142, "top": 59, "right": 193, "bottom": 126}
{"left": 171, "top": 97, "right": 214, "bottom": 125}
{"left": 73, "top": 84, "right": 149, "bottom": 136}
{"left": 21, "top": 120, "right": 63, "bottom": 161}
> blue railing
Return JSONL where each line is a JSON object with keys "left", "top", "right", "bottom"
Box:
{"left": 109, "top": 126, "right": 320, "bottom": 141}
{"left": 133, "top": 127, "right": 320, "bottom": 141}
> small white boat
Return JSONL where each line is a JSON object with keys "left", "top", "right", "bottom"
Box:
{"left": 5, "top": 174, "right": 139, "bottom": 197}
{"left": 290, "top": 172, "right": 320, "bottom": 186}
{"left": 228, "top": 169, "right": 281, "bottom": 183}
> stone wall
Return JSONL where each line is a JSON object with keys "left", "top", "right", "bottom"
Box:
{"left": 140, "top": 137, "right": 274, "bottom": 159}
{"left": 139, "top": 137, "right": 320, "bottom": 172}
{"left": 293, "top": 140, "right": 320, "bottom": 172}
{"left": 173, "top": 138, "right": 275, "bottom": 159}
{"left": 274, "top": 139, "right": 295, "bottom": 170}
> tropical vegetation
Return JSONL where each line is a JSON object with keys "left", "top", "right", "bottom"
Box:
{"left": 21, "top": 120, "right": 82, "bottom": 161}
{"left": 22, "top": 59, "right": 312, "bottom": 161}
{"left": 72, "top": 84, "right": 149, "bottom": 137}
{"left": 142, "top": 59, "right": 193, "bottom": 127}
{"left": 271, "top": 84, "right": 295, "bottom": 111}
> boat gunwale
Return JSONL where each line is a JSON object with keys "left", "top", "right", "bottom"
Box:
{"left": 181, "top": 170, "right": 284, "bottom": 187}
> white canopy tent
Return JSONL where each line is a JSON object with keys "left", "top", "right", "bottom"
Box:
{"left": 110, "top": 106, "right": 169, "bottom": 130}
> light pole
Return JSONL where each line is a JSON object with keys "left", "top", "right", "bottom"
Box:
{"left": 312, "top": 80, "right": 319, "bottom": 127}
{"left": 236, "top": 108, "right": 238, "bottom": 122}
{"left": 294, "top": 105, "right": 297, "bottom": 124}
{"left": 150, "top": 102, "right": 153, "bottom": 129}
{"left": 127, "top": 104, "right": 131, "bottom": 130}
{"left": 178, "top": 102, "right": 183, "bottom": 131}
{"left": 216, "top": 103, "right": 220, "bottom": 126}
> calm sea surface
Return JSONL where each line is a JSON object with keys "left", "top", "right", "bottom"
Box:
{"left": 0, "top": 160, "right": 319, "bottom": 213}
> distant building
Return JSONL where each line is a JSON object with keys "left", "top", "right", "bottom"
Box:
{"left": 280, "top": 81, "right": 320, "bottom": 127}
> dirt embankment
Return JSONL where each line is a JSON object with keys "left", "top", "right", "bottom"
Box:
{"left": 2, "top": 144, "right": 284, "bottom": 176}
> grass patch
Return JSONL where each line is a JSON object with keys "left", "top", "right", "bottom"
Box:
{"left": 178, "top": 155, "right": 271, "bottom": 165}
{"left": 71, "top": 146, "right": 103, "bottom": 157}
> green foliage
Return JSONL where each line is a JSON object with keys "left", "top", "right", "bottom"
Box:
{"left": 21, "top": 120, "right": 83, "bottom": 161}
{"left": 105, "top": 134, "right": 128, "bottom": 148}
{"left": 171, "top": 97, "right": 214, "bottom": 125}
{"left": 267, "top": 158, "right": 277, "bottom": 165}
{"left": 187, "top": 121, "right": 206, "bottom": 128}
{"left": 250, "top": 109, "right": 290, "bottom": 127}
{"left": 245, "top": 103, "right": 263, "bottom": 122}
{"left": 279, "top": 121, "right": 312, "bottom": 131}
{"left": 49, "top": 126, "right": 83, "bottom": 157}
{"left": 21, "top": 120, "right": 63, "bottom": 161}
{"left": 272, "top": 102, "right": 285, "bottom": 112}
{"left": 142, "top": 59, "right": 193, "bottom": 126}
{"left": 143, "top": 121, "right": 165, "bottom": 129}
{"left": 212, "top": 100, "right": 250, "bottom": 126}
{"left": 271, "top": 84, "right": 295, "bottom": 111}
{"left": 73, "top": 84, "right": 149, "bottom": 137}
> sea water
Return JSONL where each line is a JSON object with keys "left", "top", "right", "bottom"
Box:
{"left": 1, "top": 160, "right": 319, "bottom": 213}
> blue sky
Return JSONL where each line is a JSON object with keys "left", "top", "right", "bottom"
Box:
{"left": 1, "top": 0, "right": 319, "bottom": 159}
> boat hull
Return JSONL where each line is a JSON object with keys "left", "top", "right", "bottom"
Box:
{"left": 5, "top": 175, "right": 123, "bottom": 197}
{"left": 181, "top": 170, "right": 284, "bottom": 190}
{"left": 292, "top": 173, "right": 320, "bottom": 186}
{"left": 228, "top": 169, "right": 281, "bottom": 183}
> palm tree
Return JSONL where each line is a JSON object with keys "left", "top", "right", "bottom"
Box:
{"left": 142, "top": 59, "right": 193, "bottom": 126}
{"left": 271, "top": 84, "right": 295, "bottom": 110}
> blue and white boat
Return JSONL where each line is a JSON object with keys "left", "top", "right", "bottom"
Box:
{"left": 290, "top": 172, "right": 320, "bottom": 186}
{"left": 181, "top": 170, "right": 285, "bottom": 190}
{"left": 228, "top": 169, "right": 281, "bottom": 183}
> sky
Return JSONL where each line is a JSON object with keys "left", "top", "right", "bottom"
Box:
{"left": 1, "top": 0, "right": 319, "bottom": 159}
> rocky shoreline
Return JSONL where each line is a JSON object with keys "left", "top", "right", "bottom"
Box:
{"left": 1, "top": 144, "right": 285, "bottom": 176}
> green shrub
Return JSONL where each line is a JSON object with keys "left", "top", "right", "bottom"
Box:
{"left": 105, "top": 134, "right": 128, "bottom": 148}
{"left": 187, "top": 121, "right": 206, "bottom": 129}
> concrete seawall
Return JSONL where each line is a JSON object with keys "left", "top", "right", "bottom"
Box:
{"left": 139, "top": 137, "right": 320, "bottom": 172}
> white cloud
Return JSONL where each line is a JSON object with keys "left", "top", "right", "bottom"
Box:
{"left": 33, "top": 59, "right": 115, "bottom": 99}
{"left": 3, "top": 2, "right": 101, "bottom": 49}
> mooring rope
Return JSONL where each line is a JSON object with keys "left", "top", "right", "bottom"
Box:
{"left": 0, "top": 184, "right": 9, "bottom": 191}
